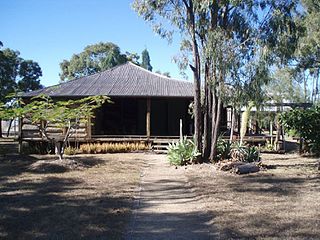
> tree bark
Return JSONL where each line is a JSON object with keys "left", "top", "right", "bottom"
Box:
{"left": 187, "top": 0, "right": 202, "bottom": 157}
{"left": 54, "top": 141, "right": 63, "bottom": 160}
{"left": 209, "top": 90, "right": 217, "bottom": 161}
{"left": 0, "top": 118, "right": 2, "bottom": 138}
{"left": 211, "top": 95, "right": 222, "bottom": 159}
{"left": 6, "top": 119, "right": 13, "bottom": 137}
{"left": 202, "top": 62, "right": 211, "bottom": 160}
{"left": 229, "top": 107, "right": 236, "bottom": 143}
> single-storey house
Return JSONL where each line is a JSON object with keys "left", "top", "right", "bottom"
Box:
{"left": 21, "top": 62, "right": 200, "bottom": 143}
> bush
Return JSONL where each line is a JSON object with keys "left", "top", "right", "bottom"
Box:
{"left": 216, "top": 138, "right": 232, "bottom": 160}
{"left": 215, "top": 140, "right": 260, "bottom": 162}
{"left": 245, "top": 145, "right": 260, "bottom": 162}
{"left": 64, "top": 146, "right": 77, "bottom": 155}
{"left": 167, "top": 137, "right": 201, "bottom": 166}
{"left": 281, "top": 106, "right": 320, "bottom": 155}
{"left": 230, "top": 142, "right": 248, "bottom": 161}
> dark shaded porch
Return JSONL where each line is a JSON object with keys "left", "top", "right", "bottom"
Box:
{"left": 92, "top": 97, "right": 192, "bottom": 137}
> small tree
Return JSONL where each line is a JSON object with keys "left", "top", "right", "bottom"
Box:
{"left": 280, "top": 106, "right": 320, "bottom": 155}
{"left": 0, "top": 95, "right": 109, "bottom": 160}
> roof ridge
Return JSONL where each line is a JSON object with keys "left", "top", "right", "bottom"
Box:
{"left": 127, "top": 61, "right": 191, "bottom": 83}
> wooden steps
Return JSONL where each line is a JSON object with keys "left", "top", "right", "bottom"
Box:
{"left": 152, "top": 138, "right": 180, "bottom": 154}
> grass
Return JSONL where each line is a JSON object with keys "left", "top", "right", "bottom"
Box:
{"left": 185, "top": 153, "right": 320, "bottom": 239}
{"left": 0, "top": 153, "right": 147, "bottom": 239}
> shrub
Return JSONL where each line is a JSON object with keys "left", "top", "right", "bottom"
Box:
{"left": 167, "top": 137, "right": 201, "bottom": 166}
{"left": 245, "top": 146, "right": 260, "bottom": 162}
{"left": 216, "top": 138, "right": 232, "bottom": 160}
{"left": 64, "top": 146, "right": 77, "bottom": 155}
{"left": 230, "top": 142, "right": 248, "bottom": 161}
{"left": 280, "top": 106, "right": 320, "bottom": 155}
{"left": 229, "top": 142, "right": 260, "bottom": 162}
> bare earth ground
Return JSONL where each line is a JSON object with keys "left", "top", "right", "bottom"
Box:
{"left": 0, "top": 153, "right": 149, "bottom": 240}
{"left": 185, "top": 153, "right": 320, "bottom": 239}
{"left": 126, "top": 155, "right": 215, "bottom": 240}
{"left": 0, "top": 151, "right": 319, "bottom": 239}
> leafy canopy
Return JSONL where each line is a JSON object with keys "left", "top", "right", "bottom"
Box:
{"left": 0, "top": 95, "right": 109, "bottom": 159}
{"left": 59, "top": 42, "right": 129, "bottom": 81}
{"left": 0, "top": 43, "right": 42, "bottom": 103}
{"left": 280, "top": 106, "right": 320, "bottom": 154}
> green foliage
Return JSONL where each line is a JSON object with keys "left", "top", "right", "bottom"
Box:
{"left": 296, "top": 0, "right": 320, "bottom": 70}
{"left": 266, "top": 67, "right": 307, "bottom": 104}
{"left": 64, "top": 146, "right": 78, "bottom": 156}
{"left": 59, "top": 42, "right": 128, "bottom": 81}
{"left": 231, "top": 142, "right": 260, "bottom": 163}
{"left": 141, "top": 49, "right": 152, "bottom": 71}
{"left": 21, "top": 95, "right": 108, "bottom": 130}
{"left": 215, "top": 139, "right": 260, "bottom": 162}
{"left": 0, "top": 43, "right": 42, "bottom": 103}
{"left": 167, "top": 137, "right": 201, "bottom": 166}
{"left": 216, "top": 137, "right": 232, "bottom": 161}
{"left": 280, "top": 106, "right": 320, "bottom": 154}
{"left": 133, "top": 0, "right": 298, "bottom": 160}
{"left": 230, "top": 142, "right": 249, "bottom": 162}
{"left": 17, "top": 60, "right": 43, "bottom": 92}
{"left": 0, "top": 94, "right": 109, "bottom": 159}
{"left": 245, "top": 146, "right": 260, "bottom": 163}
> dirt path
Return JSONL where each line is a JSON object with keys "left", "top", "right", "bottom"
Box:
{"left": 126, "top": 155, "right": 215, "bottom": 240}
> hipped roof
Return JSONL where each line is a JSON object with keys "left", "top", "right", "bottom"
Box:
{"left": 23, "top": 62, "right": 193, "bottom": 98}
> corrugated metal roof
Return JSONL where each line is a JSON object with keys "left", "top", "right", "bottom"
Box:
{"left": 23, "top": 62, "right": 194, "bottom": 98}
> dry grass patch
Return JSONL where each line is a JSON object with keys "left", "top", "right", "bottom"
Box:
{"left": 0, "top": 153, "right": 149, "bottom": 239}
{"left": 185, "top": 153, "right": 320, "bottom": 239}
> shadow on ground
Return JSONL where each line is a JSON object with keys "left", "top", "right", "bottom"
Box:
{"left": 0, "top": 154, "right": 140, "bottom": 239}
{"left": 186, "top": 155, "right": 320, "bottom": 239}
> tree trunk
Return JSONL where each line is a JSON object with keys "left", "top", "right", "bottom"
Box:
{"left": 0, "top": 118, "right": 2, "bottom": 138}
{"left": 210, "top": 95, "right": 222, "bottom": 159}
{"left": 185, "top": 0, "right": 202, "bottom": 160}
{"left": 229, "top": 107, "right": 236, "bottom": 143}
{"left": 6, "top": 119, "right": 13, "bottom": 137}
{"left": 54, "top": 141, "right": 63, "bottom": 160}
{"left": 202, "top": 62, "right": 211, "bottom": 160}
{"left": 190, "top": 32, "right": 202, "bottom": 157}
{"left": 275, "top": 115, "right": 281, "bottom": 151}
{"left": 209, "top": 91, "right": 217, "bottom": 161}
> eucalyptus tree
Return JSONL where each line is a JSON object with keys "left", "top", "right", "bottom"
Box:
{"left": 133, "top": 0, "right": 299, "bottom": 161}
{"left": 59, "top": 42, "right": 128, "bottom": 81}
{"left": 294, "top": 0, "right": 320, "bottom": 103}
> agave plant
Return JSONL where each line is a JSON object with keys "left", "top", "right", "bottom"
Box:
{"left": 167, "top": 137, "right": 201, "bottom": 166}
{"left": 230, "top": 141, "right": 260, "bottom": 162}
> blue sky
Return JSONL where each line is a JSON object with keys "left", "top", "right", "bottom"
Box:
{"left": 1, "top": 0, "right": 190, "bottom": 87}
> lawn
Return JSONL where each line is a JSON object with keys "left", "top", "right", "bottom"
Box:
{"left": 185, "top": 153, "right": 320, "bottom": 239}
{"left": 0, "top": 153, "right": 147, "bottom": 240}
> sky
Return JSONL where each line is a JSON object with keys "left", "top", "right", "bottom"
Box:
{"left": 1, "top": 0, "right": 190, "bottom": 87}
